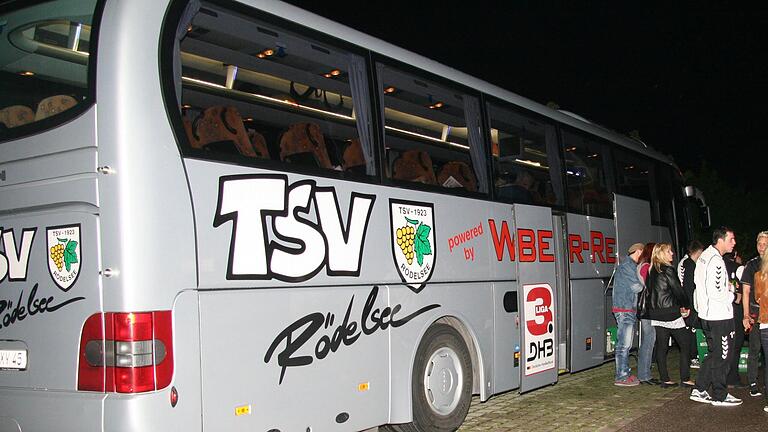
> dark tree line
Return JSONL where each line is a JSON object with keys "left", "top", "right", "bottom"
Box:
{"left": 685, "top": 162, "right": 767, "bottom": 260}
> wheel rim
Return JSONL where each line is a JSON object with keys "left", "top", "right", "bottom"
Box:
{"left": 422, "top": 346, "right": 464, "bottom": 415}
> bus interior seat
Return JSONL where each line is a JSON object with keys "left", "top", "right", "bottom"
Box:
{"left": 193, "top": 106, "right": 267, "bottom": 158}
{"left": 34, "top": 95, "right": 78, "bottom": 121}
{"left": 437, "top": 161, "right": 477, "bottom": 192}
{"left": 247, "top": 129, "right": 270, "bottom": 159}
{"left": 392, "top": 150, "right": 437, "bottom": 185}
{"left": 182, "top": 117, "right": 203, "bottom": 148}
{"left": 342, "top": 138, "right": 366, "bottom": 174}
{"left": 0, "top": 105, "right": 35, "bottom": 128}
{"left": 279, "top": 122, "right": 332, "bottom": 169}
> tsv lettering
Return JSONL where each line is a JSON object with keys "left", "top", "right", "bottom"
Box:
{"left": 264, "top": 285, "right": 440, "bottom": 384}
{"left": 0, "top": 228, "right": 36, "bottom": 284}
{"left": 214, "top": 175, "right": 376, "bottom": 282}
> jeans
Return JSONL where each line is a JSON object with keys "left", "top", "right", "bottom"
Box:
{"left": 761, "top": 328, "right": 768, "bottom": 394}
{"left": 638, "top": 318, "right": 656, "bottom": 381}
{"left": 614, "top": 312, "right": 637, "bottom": 380}
{"left": 747, "top": 328, "right": 762, "bottom": 386}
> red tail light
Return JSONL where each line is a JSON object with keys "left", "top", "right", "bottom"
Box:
{"left": 78, "top": 311, "right": 174, "bottom": 393}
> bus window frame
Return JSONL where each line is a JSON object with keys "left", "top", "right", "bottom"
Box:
{"left": 612, "top": 146, "right": 660, "bottom": 223}
{"left": 482, "top": 93, "right": 566, "bottom": 210}
{"left": 370, "top": 51, "right": 489, "bottom": 199}
{"left": 0, "top": 0, "right": 106, "bottom": 144}
{"left": 558, "top": 123, "right": 617, "bottom": 218}
{"left": 159, "top": 0, "right": 382, "bottom": 185}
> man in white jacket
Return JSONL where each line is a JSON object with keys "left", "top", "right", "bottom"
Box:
{"left": 690, "top": 226, "right": 741, "bottom": 406}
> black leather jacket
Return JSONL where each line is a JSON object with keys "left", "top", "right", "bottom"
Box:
{"left": 648, "top": 264, "right": 689, "bottom": 320}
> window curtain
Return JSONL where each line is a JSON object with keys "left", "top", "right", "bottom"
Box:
{"left": 464, "top": 96, "right": 488, "bottom": 193}
{"left": 347, "top": 54, "right": 376, "bottom": 175}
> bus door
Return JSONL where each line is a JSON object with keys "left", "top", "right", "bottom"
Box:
{"left": 566, "top": 212, "right": 616, "bottom": 372}
{"left": 614, "top": 194, "right": 652, "bottom": 345}
{"left": 514, "top": 204, "right": 558, "bottom": 392}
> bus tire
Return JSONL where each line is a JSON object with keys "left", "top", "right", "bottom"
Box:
{"left": 385, "top": 323, "right": 472, "bottom": 432}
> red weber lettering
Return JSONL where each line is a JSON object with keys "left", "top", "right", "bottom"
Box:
{"left": 488, "top": 221, "right": 557, "bottom": 264}
{"left": 568, "top": 231, "right": 617, "bottom": 264}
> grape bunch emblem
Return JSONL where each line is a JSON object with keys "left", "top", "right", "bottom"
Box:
{"left": 396, "top": 217, "right": 432, "bottom": 266}
{"left": 50, "top": 238, "right": 79, "bottom": 272}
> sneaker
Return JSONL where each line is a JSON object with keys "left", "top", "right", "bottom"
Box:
{"left": 711, "top": 396, "right": 742, "bottom": 407}
{"left": 724, "top": 393, "right": 742, "bottom": 403}
{"left": 615, "top": 375, "right": 640, "bottom": 387}
{"left": 690, "top": 389, "right": 712, "bottom": 403}
{"left": 690, "top": 358, "right": 701, "bottom": 369}
{"left": 764, "top": 406, "right": 768, "bottom": 413}
{"left": 750, "top": 384, "right": 763, "bottom": 397}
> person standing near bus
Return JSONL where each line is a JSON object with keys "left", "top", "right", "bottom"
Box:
{"left": 690, "top": 227, "right": 742, "bottom": 406}
{"left": 612, "top": 242, "right": 646, "bottom": 386}
{"left": 739, "top": 231, "right": 768, "bottom": 397}
{"left": 679, "top": 240, "right": 704, "bottom": 369}
{"left": 636, "top": 242, "right": 658, "bottom": 384}
{"left": 749, "top": 247, "right": 768, "bottom": 412}
{"left": 724, "top": 251, "right": 747, "bottom": 388}
{"left": 647, "top": 243, "right": 694, "bottom": 388}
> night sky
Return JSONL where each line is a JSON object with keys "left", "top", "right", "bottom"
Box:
{"left": 285, "top": 2, "right": 767, "bottom": 190}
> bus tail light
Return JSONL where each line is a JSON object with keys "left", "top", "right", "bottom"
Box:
{"left": 78, "top": 311, "right": 174, "bottom": 393}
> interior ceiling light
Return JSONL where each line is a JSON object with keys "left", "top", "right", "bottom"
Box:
{"left": 256, "top": 48, "right": 275, "bottom": 59}
{"left": 565, "top": 146, "right": 577, "bottom": 152}
{"left": 384, "top": 86, "right": 396, "bottom": 94}
{"left": 181, "top": 104, "right": 191, "bottom": 109}
{"left": 323, "top": 69, "right": 342, "bottom": 79}
{"left": 428, "top": 101, "right": 444, "bottom": 109}
{"left": 19, "top": 71, "right": 34, "bottom": 76}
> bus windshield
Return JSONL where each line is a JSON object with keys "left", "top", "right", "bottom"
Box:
{"left": 0, "top": 0, "right": 98, "bottom": 139}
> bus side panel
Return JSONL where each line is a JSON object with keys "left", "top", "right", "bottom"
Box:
{"left": 102, "top": 290, "right": 203, "bottom": 432}
{"left": 198, "top": 286, "right": 389, "bottom": 432}
{"left": 388, "top": 282, "right": 493, "bottom": 425}
{"left": 566, "top": 214, "right": 615, "bottom": 371}
{"left": 0, "top": 390, "right": 104, "bottom": 432}
{"left": 492, "top": 281, "right": 521, "bottom": 394}
{"left": 569, "top": 279, "right": 607, "bottom": 372}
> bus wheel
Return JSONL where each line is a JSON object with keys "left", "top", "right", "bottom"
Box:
{"left": 386, "top": 324, "right": 473, "bottom": 432}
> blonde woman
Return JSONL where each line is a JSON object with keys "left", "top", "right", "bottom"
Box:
{"left": 647, "top": 243, "right": 694, "bottom": 387}
{"left": 751, "top": 247, "right": 768, "bottom": 412}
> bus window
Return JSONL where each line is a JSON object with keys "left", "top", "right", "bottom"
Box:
{"left": 614, "top": 149, "right": 658, "bottom": 221}
{"left": 655, "top": 163, "right": 675, "bottom": 228}
{"left": 173, "top": 2, "right": 376, "bottom": 177}
{"left": 487, "top": 103, "right": 562, "bottom": 206}
{"left": 0, "top": 0, "right": 97, "bottom": 141}
{"left": 562, "top": 131, "right": 612, "bottom": 217}
{"left": 377, "top": 63, "right": 486, "bottom": 194}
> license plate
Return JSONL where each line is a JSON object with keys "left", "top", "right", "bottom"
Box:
{"left": 0, "top": 349, "right": 27, "bottom": 370}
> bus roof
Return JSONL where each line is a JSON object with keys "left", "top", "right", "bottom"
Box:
{"left": 245, "top": 0, "right": 677, "bottom": 167}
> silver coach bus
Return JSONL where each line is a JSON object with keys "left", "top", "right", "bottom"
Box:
{"left": 0, "top": 0, "right": 702, "bottom": 431}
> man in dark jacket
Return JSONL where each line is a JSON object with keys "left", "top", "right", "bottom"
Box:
{"left": 679, "top": 241, "right": 704, "bottom": 368}
{"left": 612, "top": 242, "right": 645, "bottom": 386}
{"left": 740, "top": 231, "right": 768, "bottom": 396}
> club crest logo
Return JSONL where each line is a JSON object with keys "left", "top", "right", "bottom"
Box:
{"left": 47, "top": 224, "right": 81, "bottom": 291}
{"left": 390, "top": 199, "right": 435, "bottom": 293}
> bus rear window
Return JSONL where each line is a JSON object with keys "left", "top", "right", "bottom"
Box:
{"left": 0, "top": 0, "right": 98, "bottom": 140}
